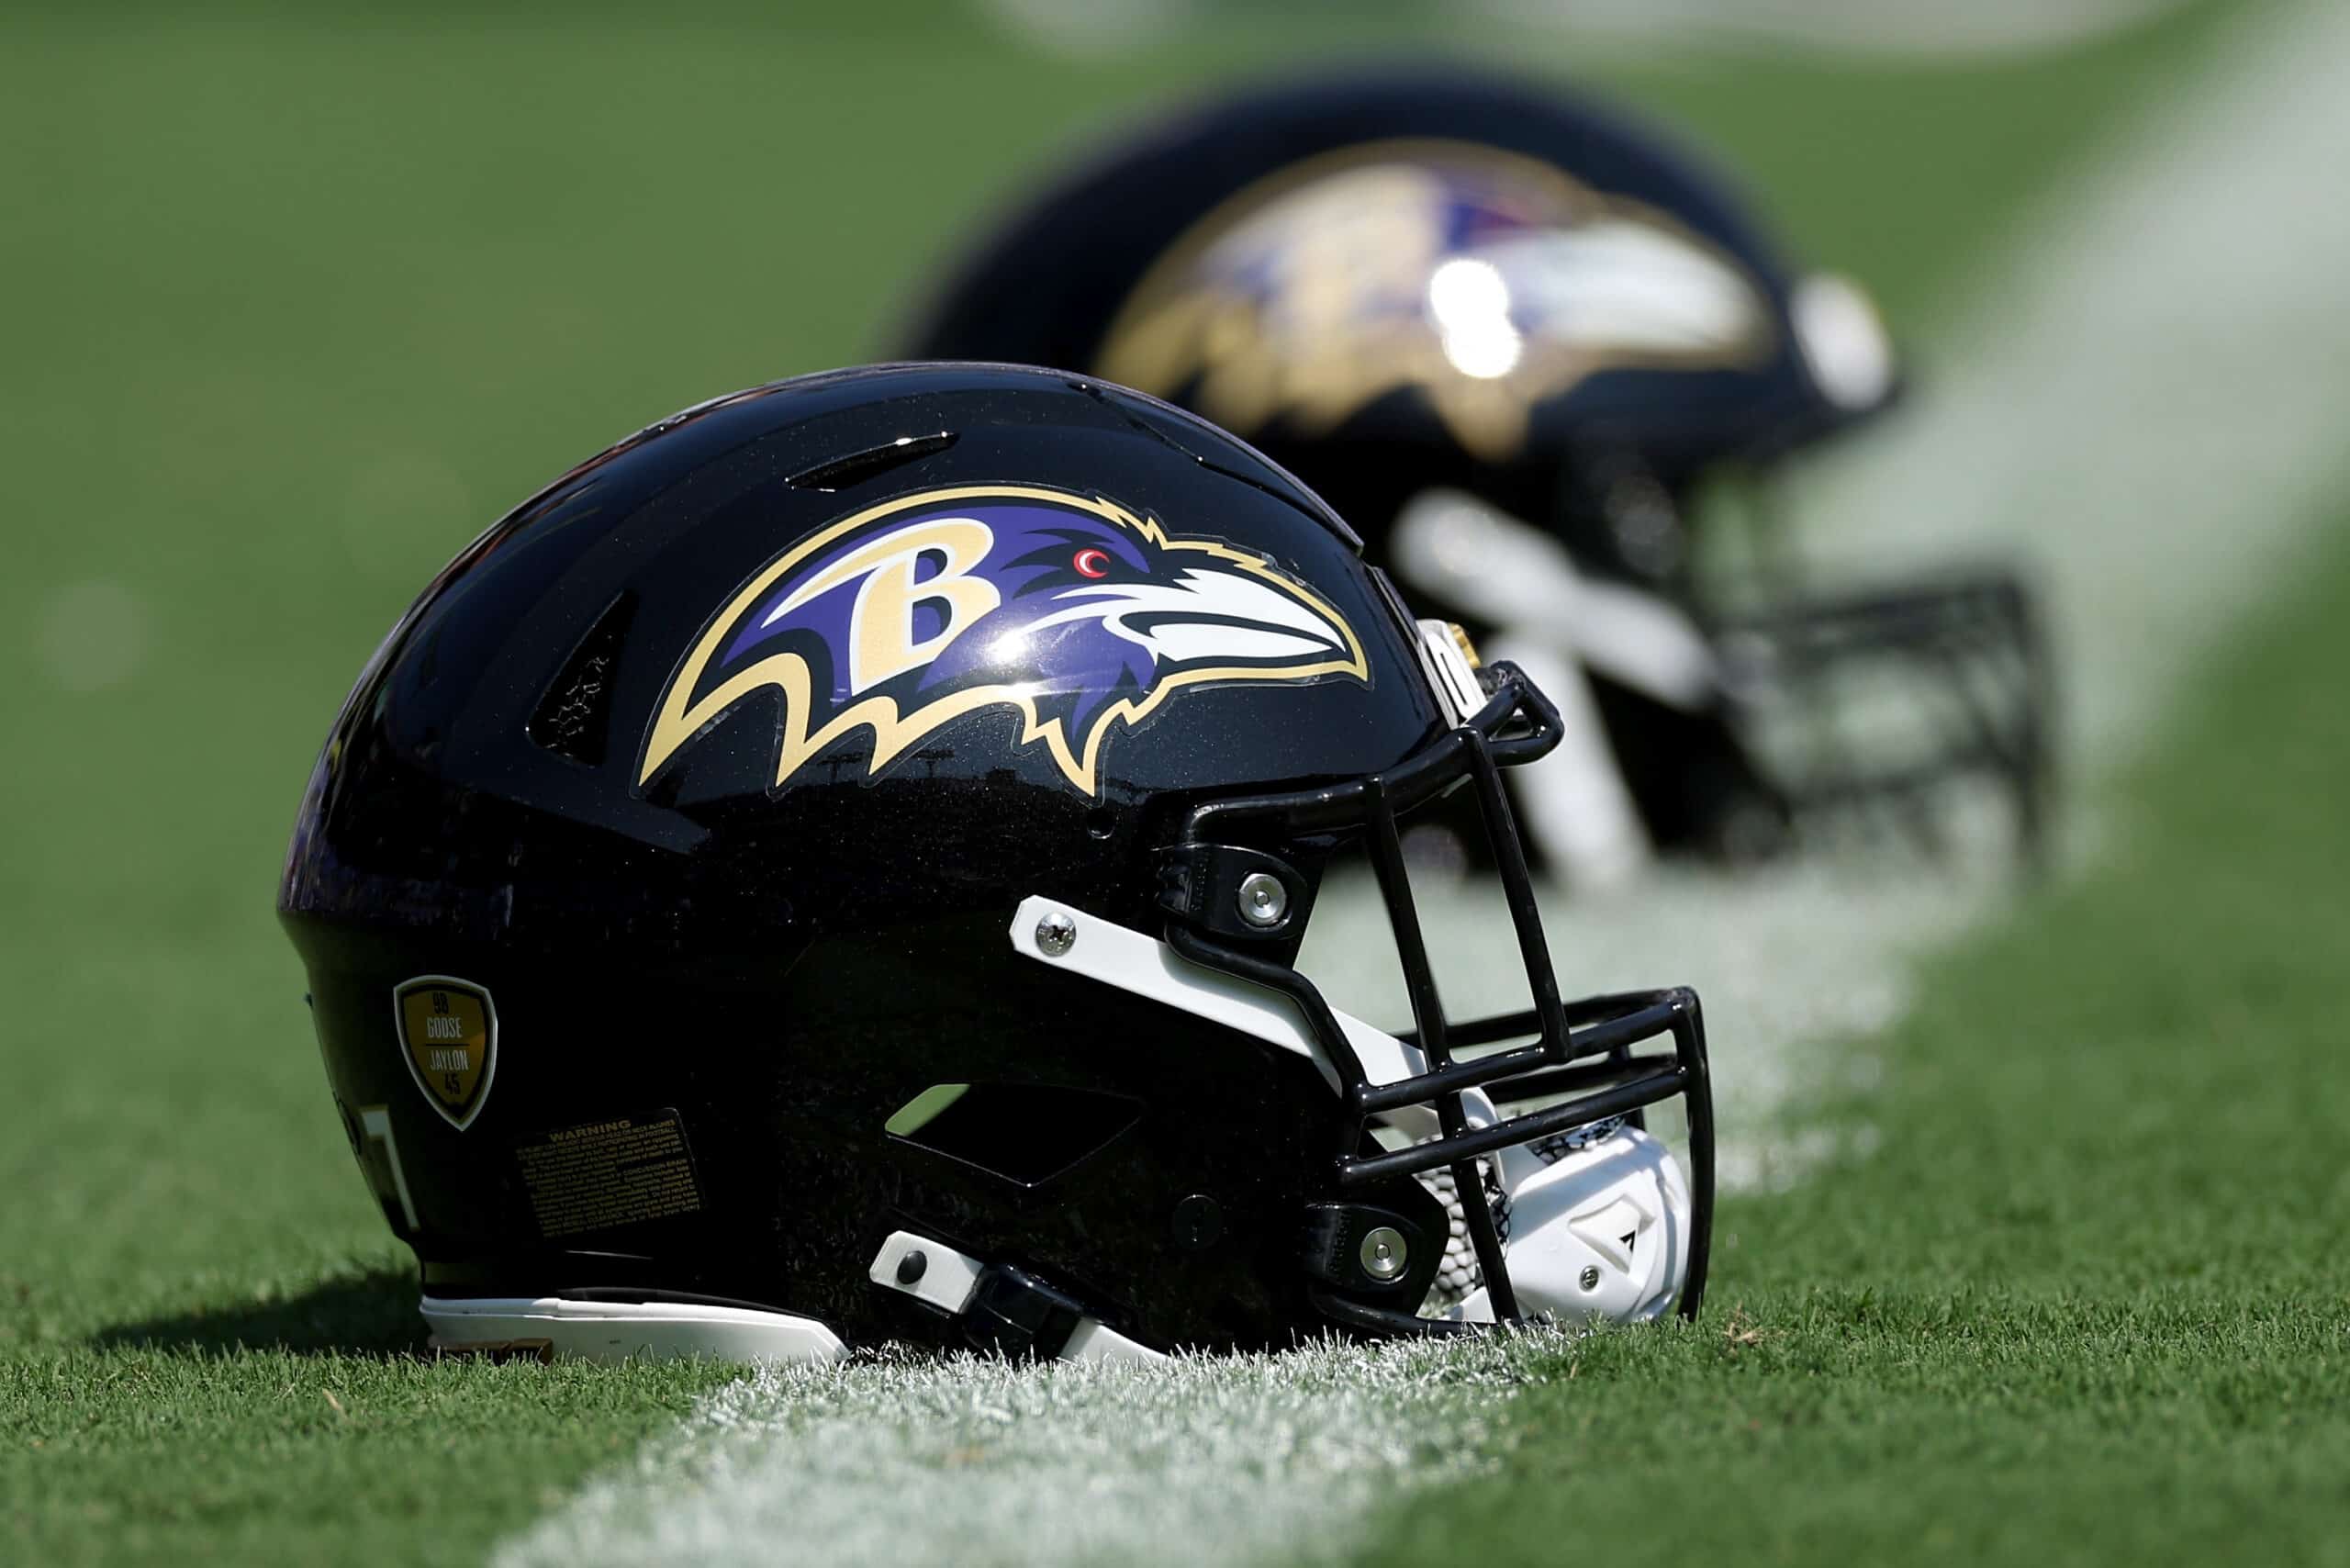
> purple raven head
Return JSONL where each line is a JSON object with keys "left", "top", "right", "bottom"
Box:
{"left": 639, "top": 485, "right": 1369, "bottom": 793}
{"left": 1098, "top": 150, "right": 1774, "bottom": 461}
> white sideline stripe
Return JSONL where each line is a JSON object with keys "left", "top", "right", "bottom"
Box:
{"left": 497, "top": 1332, "right": 1559, "bottom": 1568}
{"left": 1472, "top": 0, "right": 2196, "bottom": 62}
{"left": 979, "top": 0, "right": 2190, "bottom": 65}
{"left": 497, "top": 6, "right": 2350, "bottom": 1564}
{"left": 1793, "top": 0, "right": 2350, "bottom": 773}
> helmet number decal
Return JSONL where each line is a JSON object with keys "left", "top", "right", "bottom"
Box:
{"left": 393, "top": 976, "right": 499, "bottom": 1131}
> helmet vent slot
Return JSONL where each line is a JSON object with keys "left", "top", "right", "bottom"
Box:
{"left": 785, "top": 431, "right": 957, "bottom": 492}
{"left": 885, "top": 1081, "right": 1140, "bottom": 1189}
{"left": 527, "top": 592, "right": 635, "bottom": 766}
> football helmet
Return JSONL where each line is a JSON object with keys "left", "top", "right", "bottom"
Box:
{"left": 280, "top": 364, "right": 1714, "bottom": 1362}
{"left": 901, "top": 66, "right": 2052, "bottom": 880}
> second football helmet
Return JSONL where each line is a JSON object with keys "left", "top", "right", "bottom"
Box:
{"left": 901, "top": 66, "right": 2052, "bottom": 880}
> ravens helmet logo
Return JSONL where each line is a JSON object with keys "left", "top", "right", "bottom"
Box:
{"left": 638, "top": 485, "right": 1371, "bottom": 795}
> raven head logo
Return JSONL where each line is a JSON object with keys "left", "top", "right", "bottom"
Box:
{"left": 1099, "top": 141, "right": 1775, "bottom": 461}
{"left": 639, "top": 485, "right": 1370, "bottom": 794}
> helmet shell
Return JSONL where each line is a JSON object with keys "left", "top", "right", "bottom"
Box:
{"left": 281, "top": 364, "right": 1453, "bottom": 1350}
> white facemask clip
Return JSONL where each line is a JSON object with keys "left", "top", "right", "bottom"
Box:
{"left": 868, "top": 1230, "right": 1165, "bottom": 1363}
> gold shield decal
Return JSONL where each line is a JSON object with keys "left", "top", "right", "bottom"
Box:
{"left": 394, "top": 976, "right": 499, "bottom": 1130}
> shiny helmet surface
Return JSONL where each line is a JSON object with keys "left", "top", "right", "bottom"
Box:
{"left": 280, "top": 363, "right": 1714, "bottom": 1362}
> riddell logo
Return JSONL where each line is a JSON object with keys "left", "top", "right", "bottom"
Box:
{"left": 393, "top": 976, "right": 498, "bottom": 1130}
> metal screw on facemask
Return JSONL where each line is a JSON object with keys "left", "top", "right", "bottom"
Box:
{"left": 1035, "top": 910, "right": 1077, "bottom": 957}
{"left": 1359, "top": 1226, "right": 1407, "bottom": 1282}
{"left": 1237, "top": 872, "right": 1289, "bottom": 928}
{"left": 1579, "top": 1265, "right": 1602, "bottom": 1292}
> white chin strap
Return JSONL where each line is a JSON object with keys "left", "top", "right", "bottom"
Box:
{"left": 1442, "top": 1110, "right": 1693, "bottom": 1327}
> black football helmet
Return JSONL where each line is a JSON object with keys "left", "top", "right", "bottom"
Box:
{"left": 280, "top": 364, "right": 1714, "bottom": 1362}
{"left": 901, "top": 66, "right": 2052, "bottom": 877}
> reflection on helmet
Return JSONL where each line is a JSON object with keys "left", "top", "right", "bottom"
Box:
{"left": 1099, "top": 148, "right": 1778, "bottom": 462}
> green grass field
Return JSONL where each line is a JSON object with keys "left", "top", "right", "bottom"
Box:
{"left": 8, "top": 3, "right": 2345, "bottom": 1563}
{"left": 1364, "top": 493, "right": 2350, "bottom": 1564}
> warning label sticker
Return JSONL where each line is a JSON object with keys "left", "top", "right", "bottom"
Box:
{"left": 513, "top": 1110, "right": 705, "bottom": 1239}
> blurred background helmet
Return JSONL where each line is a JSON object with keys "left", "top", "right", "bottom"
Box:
{"left": 901, "top": 64, "right": 2053, "bottom": 883}
{"left": 279, "top": 363, "right": 1715, "bottom": 1362}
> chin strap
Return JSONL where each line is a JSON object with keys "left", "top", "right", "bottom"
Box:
{"left": 867, "top": 1230, "right": 1165, "bottom": 1364}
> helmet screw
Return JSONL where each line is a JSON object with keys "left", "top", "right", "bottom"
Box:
{"left": 1578, "top": 1265, "right": 1602, "bottom": 1292}
{"left": 1034, "top": 910, "right": 1078, "bottom": 957}
{"left": 1358, "top": 1226, "right": 1407, "bottom": 1282}
{"left": 1236, "top": 871, "right": 1289, "bottom": 929}
{"left": 1171, "top": 1193, "right": 1223, "bottom": 1251}
{"left": 898, "top": 1249, "right": 929, "bottom": 1286}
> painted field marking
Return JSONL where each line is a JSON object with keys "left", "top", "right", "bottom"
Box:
{"left": 499, "top": 1331, "right": 1582, "bottom": 1568}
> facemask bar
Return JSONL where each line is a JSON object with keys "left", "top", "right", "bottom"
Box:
{"left": 1713, "top": 566, "right": 2053, "bottom": 862}
{"left": 1690, "top": 476, "right": 2052, "bottom": 864}
{"left": 1157, "top": 660, "right": 1715, "bottom": 1331}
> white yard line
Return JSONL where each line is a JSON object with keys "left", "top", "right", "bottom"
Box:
{"left": 1797, "top": 0, "right": 2350, "bottom": 769}
{"left": 1475, "top": 0, "right": 2197, "bottom": 61}
{"left": 498, "top": 6, "right": 2350, "bottom": 1563}
{"left": 982, "top": 0, "right": 2192, "bottom": 63}
{"left": 501, "top": 1332, "right": 1560, "bottom": 1568}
